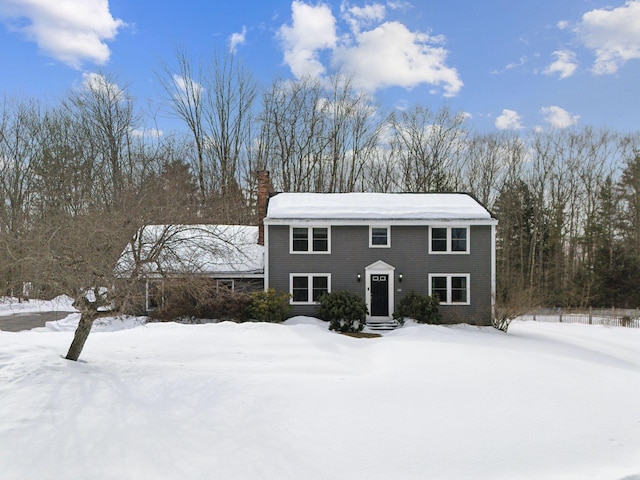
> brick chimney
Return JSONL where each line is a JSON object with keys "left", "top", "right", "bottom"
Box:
{"left": 257, "top": 170, "right": 270, "bottom": 246}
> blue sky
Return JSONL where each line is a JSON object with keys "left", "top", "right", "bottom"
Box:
{"left": 0, "top": 0, "right": 639, "bottom": 133}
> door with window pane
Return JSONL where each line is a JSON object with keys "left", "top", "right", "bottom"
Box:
{"left": 370, "top": 274, "right": 389, "bottom": 316}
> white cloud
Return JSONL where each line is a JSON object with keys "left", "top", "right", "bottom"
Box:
{"left": 229, "top": 26, "right": 247, "bottom": 53}
{"left": 495, "top": 109, "right": 524, "bottom": 130}
{"left": 0, "top": 0, "right": 124, "bottom": 68}
{"left": 278, "top": 1, "right": 462, "bottom": 96}
{"left": 334, "top": 21, "right": 462, "bottom": 95}
{"left": 277, "top": 1, "right": 337, "bottom": 79}
{"left": 544, "top": 50, "right": 578, "bottom": 79}
{"left": 81, "top": 72, "right": 123, "bottom": 99}
{"left": 505, "top": 56, "right": 527, "bottom": 71}
{"left": 575, "top": 0, "right": 640, "bottom": 74}
{"left": 130, "top": 128, "right": 164, "bottom": 138}
{"left": 172, "top": 74, "right": 204, "bottom": 102}
{"left": 557, "top": 20, "right": 569, "bottom": 30}
{"left": 387, "top": 1, "right": 412, "bottom": 10}
{"left": 340, "top": 2, "right": 386, "bottom": 34}
{"left": 490, "top": 56, "right": 528, "bottom": 75}
{"left": 540, "top": 106, "right": 579, "bottom": 129}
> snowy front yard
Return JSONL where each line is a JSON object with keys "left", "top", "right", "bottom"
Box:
{"left": 1, "top": 313, "right": 639, "bottom": 479}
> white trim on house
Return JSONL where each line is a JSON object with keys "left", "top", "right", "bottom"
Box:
{"left": 264, "top": 225, "right": 270, "bottom": 290}
{"left": 216, "top": 279, "right": 235, "bottom": 292}
{"left": 428, "top": 273, "right": 471, "bottom": 305}
{"left": 365, "top": 260, "right": 395, "bottom": 321}
{"left": 265, "top": 218, "right": 497, "bottom": 227}
{"left": 141, "top": 272, "right": 264, "bottom": 280}
{"left": 491, "top": 223, "right": 496, "bottom": 320}
{"left": 145, "top": 278, "right": 165, "bottom": 312}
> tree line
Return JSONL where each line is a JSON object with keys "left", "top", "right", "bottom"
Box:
{"left": 1, "top": 52, "right": 640, "bottom": 310}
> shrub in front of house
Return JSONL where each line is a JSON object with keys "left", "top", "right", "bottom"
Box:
{"left": 393, "top": 292, "right": 441, "bottom": 325}
{"left": 148, "top": 282, "right": 252, "bottom": 322}
{"left": 197, "top": 289, "right": 251, "bottom": 321}
{"left": 318, "top": 291, "right": 368, "bottom": 333}
{"left": 244, "top": 288, "right": 291, "bottom": 323}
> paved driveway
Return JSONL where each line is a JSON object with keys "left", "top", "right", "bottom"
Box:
{"left": 0, "top": 311, "right": 75, "bottom": 332}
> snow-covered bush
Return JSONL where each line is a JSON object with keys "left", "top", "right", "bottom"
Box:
{"left": 393, "top": 292, "right": 441, "bottom": 325}
{"left": 245, "top": 288, "right": 291, "bottom": 323}
{"left": 318, "top": 291, "right": 367, "bottom": 333}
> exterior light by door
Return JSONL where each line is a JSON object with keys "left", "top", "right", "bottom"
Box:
{"left": 398, "top": 273, "right": 403, "bottom": 282}
{"left": 357, "top": 273, "right": 362, "bottom": 282}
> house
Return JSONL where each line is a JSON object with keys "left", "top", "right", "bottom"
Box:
{"left": 116, "top": 224, "right": 264, "bottom": 312}
{"left": 119, "top": 171, "right": 497, "bottom": 325}
{"left": 262, "top": 190, "right": 497, "bottom": 326}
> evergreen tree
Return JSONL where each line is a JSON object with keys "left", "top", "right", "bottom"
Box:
{"left": 493, "top": 179, "right": 536, "bottom": 303}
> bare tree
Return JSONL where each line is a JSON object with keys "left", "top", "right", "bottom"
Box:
{"left": 62, "top": 73, "right": 138, "bottom": 210}
{"left": 203, "top": 53, "right": 257, "bottom": 196}
{"left": 159, "top": 49, "right": 256, "bottom": 221}
{"left": 0, "top": 98, "right": 42, "bottom": 294}
{"left": 158, "top": 50, "right": 208, "bottom": 204}
{"left": 463, "top": 132, "right": 523, "bottom": 209}
{"left": 389, "top": 105, "right": 467, "bottom": 192}
{"left": 321, "top": 74, "right": 382, "bottom": 192}
{"left": 0, "top": 98, "right": 40, "bottom": 234}
{"left": 256, "top": 76, "right": 328, "bottom": 192}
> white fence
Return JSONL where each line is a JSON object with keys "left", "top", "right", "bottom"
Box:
{"left": 519, "top": 308, "right": 640, "bottom": 328}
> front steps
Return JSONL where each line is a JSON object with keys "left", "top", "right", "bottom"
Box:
{"left": 366, "top": 319, "right": 401, "bottom": 331}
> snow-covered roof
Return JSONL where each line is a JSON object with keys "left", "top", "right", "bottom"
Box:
{"left": 265, "top": 193, "right": 493, "bottom": 221}
{"left": 116, "top": 225, "right": 264, "bottom": 277}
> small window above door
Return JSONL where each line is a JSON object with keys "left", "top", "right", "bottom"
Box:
{"left": 369, "top": 226, "right": 390, "bottom": 248}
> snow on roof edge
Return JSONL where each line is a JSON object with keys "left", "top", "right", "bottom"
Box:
{"left": 266, "top": 192, "right": 494, "bottom": 221}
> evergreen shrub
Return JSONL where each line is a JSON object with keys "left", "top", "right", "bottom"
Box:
{"left": 393, "top": 292, "right": 441, "bottom": 324}
{"left": 318, "top": 291, "right": 368, "bottom": 333}
{"left": 245, "top": 288, "right": 291, "bottom": 323}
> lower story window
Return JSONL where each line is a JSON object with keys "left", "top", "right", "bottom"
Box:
{"left": 428, "top": 274, "right": 470, "bottom": 305}
{"left": 216, "top": 279, "right": 235, "bottom": 292}
{"left": 290, "top": 274, "right": 331, "bottom": 304}
{"left": 146, "top": 279, "right": 165, "bottom": 311}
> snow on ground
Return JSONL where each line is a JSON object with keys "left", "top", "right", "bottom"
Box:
{"left": 0, "top": 295, "right": 77, "bottom": 316}
{"left": 29, "top": 312, "right": 147, "bottom": 333}
{"left": 1, "top": 317, "right": 639, "bottom": 480}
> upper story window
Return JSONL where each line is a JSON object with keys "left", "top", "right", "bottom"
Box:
{"left": 429, "top": 226, "right": 469, "bottom": 254}
{"left": 370, "top": 226, "right": 390, "bottom": 248}
{"left": 291, "top": 226, "right": 330, "bottom": 254}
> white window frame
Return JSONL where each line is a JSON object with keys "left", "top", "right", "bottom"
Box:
{"left": 428, "top": 226, "right": 469, "bottom": 254}
{"left": 145, "top": 279, "right": 165, "bottom": 312}
{"left": 216, "top": 279, "right": 235, "bottom": 292}
{"left": 289, "top": 273, "right": 332, "bottom": 304}
{"left": 369, "top": 225, "right": 391, "bottom": 248}
{"left": 289, "top": 226, "right": 331, "bottom": 254}
{"left": 428, "top": 273, "right": 471, "bottom": 305}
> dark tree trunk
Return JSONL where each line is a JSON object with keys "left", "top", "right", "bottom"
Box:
{"left": 65, "top": 311, "right": 96, "bottom": 361}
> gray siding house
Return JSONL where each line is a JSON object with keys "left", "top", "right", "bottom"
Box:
{"left": 263, "top": 192, "right": 497, "bottom": 326}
